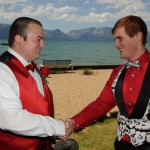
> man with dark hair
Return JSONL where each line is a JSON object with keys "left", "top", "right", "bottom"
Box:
{"left": 0, "top": 17, "right": 67, "bottom": 150}
{"left": 65, "top": 15, "right": 150, "bottom": 150}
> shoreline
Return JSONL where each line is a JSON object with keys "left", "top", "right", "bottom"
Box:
{"left": 72, "top": 64, "right": 120, "bottom": 70}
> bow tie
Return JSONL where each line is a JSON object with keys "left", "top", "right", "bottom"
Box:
{"left": 26, "top": 62, "right": 37, "bottom": 72}
{"left": 125, "top": 60, "right": 140, "bottom": 69}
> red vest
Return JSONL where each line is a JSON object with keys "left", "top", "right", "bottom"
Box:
{"left": 0, "top": 57, "right": 54, "bottom": 150}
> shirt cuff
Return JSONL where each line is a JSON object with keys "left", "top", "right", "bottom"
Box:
{"left": 54, "top": 119, "right": 65, "bottom": 136}
{"left": 41, "top": 117, "right": 65, "bottom": 136}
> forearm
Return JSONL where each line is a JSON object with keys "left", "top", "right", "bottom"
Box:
{"left": 71, "top": 80, "right": 117, "bottom": 130}
{"left": 0, "top": 108, "right": 65, "bottom": 137}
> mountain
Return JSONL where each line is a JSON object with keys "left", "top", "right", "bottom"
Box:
{"left": 67, "top": 27, "right": 113, "bottom": 42}
{"left": 0, "top": 23, "right": 150, "bottom": 42}
{"left": 0, "top": 24, "right": 74, "bottom": 41}
{"left": 44, "top": 29, "right": 74, "bottom": 41}
{"left": 0, "top": 24, "right": 10, "bottom": 39}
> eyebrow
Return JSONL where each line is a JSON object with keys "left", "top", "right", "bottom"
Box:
{"left": 35, "top": 36, "right": 45, "bottom": 40}
{"left": 115, "top": 35, "right": 122, "bottom": 40}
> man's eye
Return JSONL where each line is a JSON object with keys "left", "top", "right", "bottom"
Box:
{"left": 119, "top": 38, "right": 123, "bottom": 42}
{"left": 36, "top": 38, "right": 41, "bottom": 41}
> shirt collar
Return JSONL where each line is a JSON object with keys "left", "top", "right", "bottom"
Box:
{"left": 136, "top": 49, "right": 149, "bottom": 66}
{"left": 7, "top": 47, "right": 29, "bottom": 66}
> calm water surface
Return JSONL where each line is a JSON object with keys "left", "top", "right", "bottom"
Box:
{"left": 1, "top": 39, "right": 150, "bottom": 65}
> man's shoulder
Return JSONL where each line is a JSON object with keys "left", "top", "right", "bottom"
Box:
{"left": 110, "top": 64, "right": 124, "bottom": 78}
{"left": 114, "top": 64, "right": 124, "bottom": 70}
{"left": 113, "top": 64, "right": 124, "bottom": 72}
{"left": 0, "top": 51, "right": 13, "bottom": 63}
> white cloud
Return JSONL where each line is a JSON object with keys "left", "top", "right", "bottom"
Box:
{"left": 53, "top": 5, "right": 79, "bottom": 14}
{"left": 95, "top": 0, "right": 147, "bottom": 11}
{"left": 0, "top": 0, "right": 150, "bottom": 32}
{"left": 0, "top": 2, "right": 79, "bottom": 21}
{"left": 0, "top": 0, "right": 29, "bottom": 4}
{"left": 83, "top": 0, "right": 90, "bottom": 4}
{"left": 92, "top": 0, "right": 150, "bottom": 24}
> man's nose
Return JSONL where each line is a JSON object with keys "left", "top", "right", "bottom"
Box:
{"left": 40, "top": 40, "right": 44, "bottom": 49}
{"left": 114, "top": 40, "right": 119, "bottom": 49}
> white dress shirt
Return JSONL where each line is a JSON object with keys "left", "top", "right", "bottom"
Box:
{"left": 0, "top": 48, "right": 65, "bottom": 137}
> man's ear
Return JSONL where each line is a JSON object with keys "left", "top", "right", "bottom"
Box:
{"left": 15, "top": 34, "right": 24, "bottom": 45}
{"left": 136, "top": 32, "right": 142, "bottom": 42}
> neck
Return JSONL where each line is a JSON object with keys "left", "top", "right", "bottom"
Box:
{"left": 129, "top": 46, "right": 146, "bottom": 62}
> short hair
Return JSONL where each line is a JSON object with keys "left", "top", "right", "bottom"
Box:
{"left": 8, "top": 17, "right": 43, "bottom": 47}
{"left": 112, "top": 15, "right": 147, "bottom": 45}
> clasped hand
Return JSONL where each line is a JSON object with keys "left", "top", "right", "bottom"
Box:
{"left": 60, "top": 119, "right": 75, "bottom": 140}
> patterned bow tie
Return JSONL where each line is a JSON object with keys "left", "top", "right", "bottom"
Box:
{"left": 26, "top": 62, "right": 37, "bottom": 72}
{"left": 125, "top": 60, "right": 140, "bottom": 69}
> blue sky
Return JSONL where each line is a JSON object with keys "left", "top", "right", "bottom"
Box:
{"left": 0, "top": 0, "right": 150, "bottom": 33}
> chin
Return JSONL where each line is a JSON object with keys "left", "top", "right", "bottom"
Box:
{"left": 34, "top": 55, "right": 40, "bottom": 60}
{"left": 120, "top": 55, "right": 124, "bottom": 59}
{"left": 36, "top": 53, "right": 41, "bottom": 58}
{"left": 120, "top": 53, "right": 127, "bottom": 59}
{"left": 37, "top": 55, "right": 41, "bottom": 59}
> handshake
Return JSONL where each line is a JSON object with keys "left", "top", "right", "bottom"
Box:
{"left": 61, "top": 119, "right": 75, "bottom": 140}
{"left": 53, "top": 119, "right": 79, "bottom": 150}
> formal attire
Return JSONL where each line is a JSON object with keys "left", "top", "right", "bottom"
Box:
{"left": 0, "top": 48, "right": 65, "bottom": 150}
{"left": 72, "top": 49, "right": 150, "bottom": 149}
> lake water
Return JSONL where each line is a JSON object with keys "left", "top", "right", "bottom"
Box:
{"left": 1, "top": 39, "right": 150, "bottom": 65}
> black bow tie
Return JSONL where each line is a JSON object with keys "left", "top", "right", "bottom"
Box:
{"left": 26, "top": 62, "right": 36, "bottom": 72}
{"left": 125, "top": 60, "right": 140, "bottom": 69}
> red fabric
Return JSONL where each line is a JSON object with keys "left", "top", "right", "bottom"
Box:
{"left": 123, "top": 52, "right": 148, "bottom": 115}
{"left": 0, "top": 57, "right": 54, "bottom": 150}
{"left": 43, "top": 80, "right": 54, "bottom": 118}
{"left": 26, "top": 62, "right": 37, "bottom": 72}
{"left": 41, "top": 66, "right": 50, "bottom": 76}
{"left": 72, "top": 50, "right": 149, "bottom": 143}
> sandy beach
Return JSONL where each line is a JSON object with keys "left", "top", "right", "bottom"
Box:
{"left": 47, "top": 69, "right": 118, "bottom": 120}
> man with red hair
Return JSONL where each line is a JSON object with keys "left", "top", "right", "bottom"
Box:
{"left": 65, "top": 15, "right": 150, "bottom": 150}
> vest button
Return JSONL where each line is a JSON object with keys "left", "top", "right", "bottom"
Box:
{"left": 147, "top": 113, "right": 150, "bottom": 120}
{"left": 128, "top": 103, "right": 132, "bottom": 106}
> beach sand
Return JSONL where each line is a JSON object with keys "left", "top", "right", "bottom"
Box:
{"left": 47, "top": 69, "right": 118, "bottom": 120}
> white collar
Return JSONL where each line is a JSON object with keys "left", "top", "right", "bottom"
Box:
{"left": 7, "top": 47, "right": 29, "bottom": 66}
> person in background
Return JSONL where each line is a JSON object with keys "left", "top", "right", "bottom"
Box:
{"left": 65, "top": 15, "right": 150, "bottom": 150}
{"left": 0, "top": 17, "right": 68, "bottom": 150}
